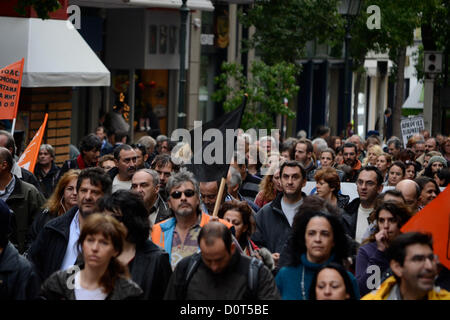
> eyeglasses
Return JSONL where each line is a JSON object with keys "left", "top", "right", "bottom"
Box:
{"left": 170, "top": 189, "right": 196, "bottom": 199}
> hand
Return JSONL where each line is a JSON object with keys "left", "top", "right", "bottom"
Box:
{"left": 375, "top": 229, "right": 389, "bottom": 251}
{"left": 272, "top": 253, "right": 280, "bottom": 266}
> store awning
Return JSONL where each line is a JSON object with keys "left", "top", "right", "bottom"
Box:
{"left": 70, "top": 0, "right": 214, "bottom": 11}
{"left": 402, "top": 82, "right": 424, "bottom": 109}
{"left": 0, "top": 16, "right": 110, "bottom": 87}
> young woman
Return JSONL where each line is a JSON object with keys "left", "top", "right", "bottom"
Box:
{"left": 376, "top": 153, "right": 392, "bottom": 182}
{"left": 97, "top": 190, "right": 172, "bottom": 300}
{"left": 314, "top": 167, "right": 349, "bottom": 209}
{"left": 309, "top": 262, "right": 358, "bottom": 300}
{"left": 275, "top": 209, "right": 359, "bottom": 300}
{"left": 355, "top": 202, "right": 411, "bottom": 296}
{"left": 30, "top": 170, "right": 80, "bottom": 241}
{"left": 218, "top": 200, "right": 258, "bottom": 257}
{"left": 385, "top": 161, "right": 406, "bottom": 187}
{"left": 39, "top": 214, "right": 143, "bottom": 300}
{"left": 254, "top": 165, "right": 282, "bottom": 208}
{"left": 415, "top": 176, "right": 441, "bottom": 209}
{"left": 423, "top": 156, "right": 447, "bottom": 179}
{"left": 404, "top": 160, "right": 421, "bottom": 180}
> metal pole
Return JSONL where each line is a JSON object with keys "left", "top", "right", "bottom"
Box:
{"left": 128, "top": 68, "right": 135, "bottom": 143}
{"left": 343, "top": 18, "right": 352, "bottom": 136}
{"left": 178, "top": 0, "right": 189, "bottom": 129}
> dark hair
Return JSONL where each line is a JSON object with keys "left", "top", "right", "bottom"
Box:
{"left": 151, "top": 154, "right": 180, "bottom": 172}
{"left": 342, "top": 142, "right": 357, "bottom": 155}
{"left": 284, "top": 197, "right": 349, "bottom": 267}
{"left": 437, "top": 167, "right": 450, "bottom": 187}
{"left": 99, "top": 154, "right": 115, "bottom": 167}
{"left": 389, "top": 161, "right": 406, "bottom": 177}
{"left": 131, "top": 143, "right": 147, "bottom": 156}
{"left": 115, "top": 132, "right": 129, "bottom": 144}
{"left": 0, "top": 147, "right": 13, "bottom": 171}
{"left": 77, "top": 214, "right": 129, "bottom": 294}
{"left": 280, "top": 142, "right": 295, "bottom": 160}
{"left": 309, "top": 262, "right": 357, "bottom": 300}
{"left": 357, "top": 165, "right": 383, "bottom": 186}
{"left": 77, "top": 167, "right": 112, "bottom": 195}
{"left": 97, "top": 190, "right": 150, "bottom": 245}
{"left": 414, "top": 176, "right": 440, "bottom": 197}
{"left": 404, "top": 160, "right": 422, "bottom": 179}
{"left": 280, "top": 160, "right": 306, "bottom": 181}
{"left": 79, "top": 133, "right": 102, "bottom": 153}
{"left": 363, "top": 201, "right": 412, "bottom": 244}
{"left": 113, "top": 144, "right": 134, "bottom": 161}
{"left": 218, "top": 200, "right": 256, "bottom": 246}
{"left": 386, "top": 232, "right": 433, "bottom": 266}
{"left": 198, "top": 222, "right": 233, "bottom": 253}
{"left": 327, "top": 136, "right": 342, "bottom": 151}
{"left": 387, "top": 138, "right": 402, "bottom": 150}
{"left": 296, "top": 138, "right": 314, "bottom": 153}
{"left": 315, "top": 125, "right": 330, "bottom": 138}
{"left": 397, "top": 149, "right": 415, "bottom": 163}
{"left": 0, "top": 130, "right": 16, "bottom": 154}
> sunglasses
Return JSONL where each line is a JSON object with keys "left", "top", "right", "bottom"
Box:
{"left": 170, "top": 189, "right": 196, "bottom": 199}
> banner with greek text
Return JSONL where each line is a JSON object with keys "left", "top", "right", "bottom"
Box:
{"left": 0, "top": 58, "right": 24, "bottom": 120}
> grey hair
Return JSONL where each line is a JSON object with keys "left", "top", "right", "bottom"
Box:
{"left": 348, "top": 134, "right": 365, "bottom": 145}
{"left": 0, "top": 130, "right": 16, "bottom": 154}
{"left": 39, "top": 144, "right": 55, "bottom": 158}
{"left": 387, "top": 137, "right": 402, "bottom": 149}
{"left": 165, "top": 168, "right": 199, "bottom": 197}
{"left": 228, "top": 166, "right": 242, "bottom": 189}
{"left": 312, "top": 138, "right": 328, "bottom": 153}
{"left": 136, "top": 168, "right": 160, "bottom": 187}
{"left": 156, "top": 135, "right": 169, "bottom": 143}
{"left": 136, "top": 135, "right": 156, "bottom": 150}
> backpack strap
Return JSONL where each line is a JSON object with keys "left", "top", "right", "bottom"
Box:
{"left": 247, "top": 257, "right": 263, "bottom": 299}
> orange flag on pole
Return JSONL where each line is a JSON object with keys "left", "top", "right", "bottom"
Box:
{"left": 0, "top": 58, "right": 24, "bottom": 120}
{"left": 18, "top": 113, "right": 48, "bottom": 173}
{"left": 401, "top": 186, "right": 450, "bottom": 269}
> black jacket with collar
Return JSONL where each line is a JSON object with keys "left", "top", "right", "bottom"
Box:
{"left": 342, "top": 198, "right": 361, "bottom": 239}
{"left": 128, "top": 240, "right": 172, "bottom": 300}
{"left": 34, "top": 162, "right": 61, "bottom": 199}
{"left": 251, "top": 192, "right": 306, "bottom": 254}
{"left": 26, "top": 206, "right": 78, "bottom": 284}
{"left": 153, "top": 195, "right": 172, "bottom": 224}
{"left": 0, "top": 242, "right": 40, "bottom": 300}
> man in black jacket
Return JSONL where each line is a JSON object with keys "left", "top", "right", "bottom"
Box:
{"left": 34, "top": 144, "right": 61, "bottom": 198}
{"left": 164, "top": 222, "right": 280, "bottom": 300}
{"left": 251, "top": 160, "right": 307, "bottom": 267}
{"left": 0, "top": 199, "right": 40, "bottom": 300}
{"left": 27, "top": 167, "right": 112, "bottom": 283}
{"left": 343, "top": 166, "right": 383, "bottom": 244}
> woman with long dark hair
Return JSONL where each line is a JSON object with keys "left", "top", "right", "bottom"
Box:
{"left": 39, "top": 214, "right": 143, "bottom": 300}
{"left": 309, "top": 262, "right": 358, "bottom": 300}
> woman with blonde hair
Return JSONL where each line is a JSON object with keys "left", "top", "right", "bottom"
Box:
{"left": 39, "top": 214, "right": 143, "bottom": 300}
{"left": 362, "top": 145, "right": 383, "bottom": 167}
{"left": 30, "top": 169, "right": 80, "bottom": 241}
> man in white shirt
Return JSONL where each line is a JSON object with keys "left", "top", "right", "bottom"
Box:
{"left": 343, "top": 166, "right": 384, "bottom": 243}
{"left": 27, "top": 167, "right": 112, "bottom": 283}
{"left": 109, "top": 144, "right": 137, "bottom": 193}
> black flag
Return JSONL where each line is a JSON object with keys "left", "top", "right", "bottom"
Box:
{"left": 182, "top": 99, "right": 246, "bottom": 182}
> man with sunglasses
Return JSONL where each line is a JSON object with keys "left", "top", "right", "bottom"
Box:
{"left": 363, "top": 232, "right": 450, "bottom": 300}
{"left": 151, "top": 169, "right": 232, "bottom": 270}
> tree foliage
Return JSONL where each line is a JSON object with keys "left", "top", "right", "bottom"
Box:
{"left": 15, "top": 0, "right": 61, "bottom": 20}
{"left": 212, "top": 61, "right": 300, "bottom": 130}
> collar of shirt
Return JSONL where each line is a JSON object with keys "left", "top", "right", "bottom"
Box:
{"left": 11, "top": 161, "right": 22, "bottom": 178}
{"left": 0, "top": 175, "right": 16, "bottom": 200}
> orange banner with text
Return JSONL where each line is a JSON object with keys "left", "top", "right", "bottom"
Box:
{"left": 18, "top": 113, "right": 48, "bottom": 173}
{"left": 401, "top": 186, "right": 450, "bottom": 270}
{"left": 0, "top": 58, "right": 24, "bottom": 120}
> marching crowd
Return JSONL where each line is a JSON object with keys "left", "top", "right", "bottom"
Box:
{"left": 0, "top": 124, "right": 449, "bottom": 300}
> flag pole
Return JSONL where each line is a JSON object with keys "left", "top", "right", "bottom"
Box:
{"left": 10, "top": 118, "right": 16, "bottom": 135}
{"left": 212, "top": 177, "right": 227, "bottom": 217}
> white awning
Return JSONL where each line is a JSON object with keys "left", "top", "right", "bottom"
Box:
{"left": 0, "top": 17, "right": 110, "bottom": 87}
{"left": 402, "top": 82, "right": 424, "bottom": 109}
{"left": 70, "top": 0, "right": 214, "bottom": 11}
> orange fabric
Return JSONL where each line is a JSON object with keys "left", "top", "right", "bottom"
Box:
{"left": 401, "top": 186, "right": 450, "bottom": 270}
{"left": 0, "top": 58, "right": 24, "bottom": 119}
{"left": 18, "top": 113, "right": 48, "bottom": 173}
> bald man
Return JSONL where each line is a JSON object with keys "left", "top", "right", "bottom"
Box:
{"left": 395, "top": 179, "right": 420, "bottom": 214}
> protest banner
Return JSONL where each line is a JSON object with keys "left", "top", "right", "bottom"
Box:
{"left": 18, "top": 113, "right": 48, "bottom": 173}
{"left": 400, "top": 116, "right": 424, "bottom": 147}
{"left": 0, "top": 58, "right": 24, "bottom": 120}
{"left": 401, "top": 186, "right": 450, "bottom": 269}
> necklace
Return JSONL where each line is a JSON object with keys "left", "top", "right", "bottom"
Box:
{"left": 300, "top": 265, "right": 306, "bottom": 300}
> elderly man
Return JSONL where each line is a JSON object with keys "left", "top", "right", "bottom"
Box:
{"left": 34, "top": 144, "right": 61, "bottom": 198}
{"left": 395, "top": 179, "right": 421, "bottom": 214}
{"left": 151, "top": 169, "right": 232, "bottom": 270}
{"left": 131, "top": 168, "right": 172, "bottom": 225}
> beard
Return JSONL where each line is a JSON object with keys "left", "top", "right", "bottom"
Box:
{"left": 174, "top": 204, "right": 195, "bottom": 217}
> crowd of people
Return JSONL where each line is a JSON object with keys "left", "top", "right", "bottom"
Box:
{"left": 0, "top": 124, "right": 449, "bottom": 301}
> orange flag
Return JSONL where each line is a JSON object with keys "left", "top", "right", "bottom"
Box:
{"left": 0, "top": 58, "right": 24, "bottom": 120}
{"left": 18, "top": 114, "right": 48, "bottom": 173}
{"left": 401, "top": 186, "right": 450, "bottom": 269}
